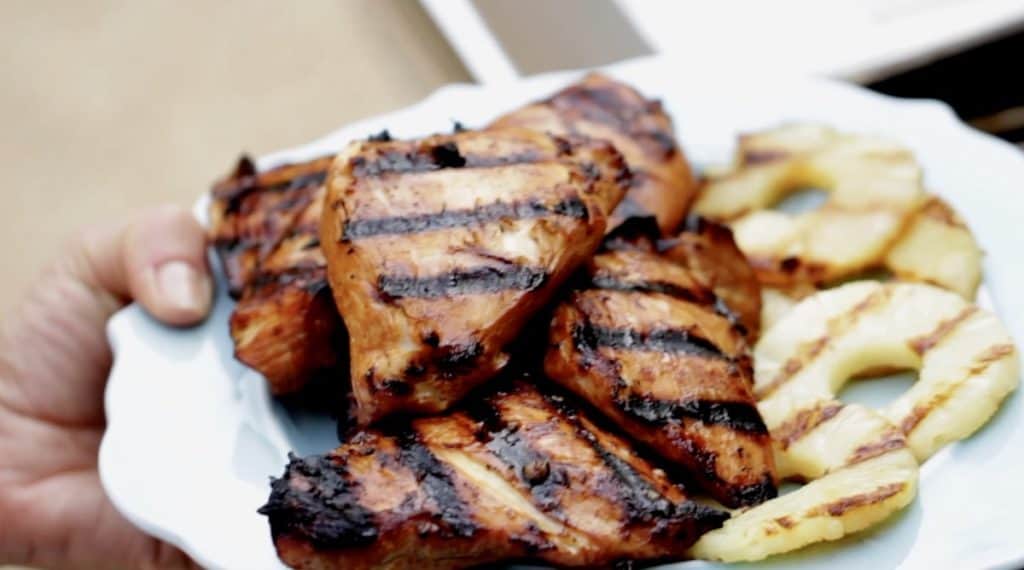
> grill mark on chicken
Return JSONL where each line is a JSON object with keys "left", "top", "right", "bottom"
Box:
{"left": 377, "top": 266, "right": 548, "bottom": 300}
{"left": 569, "top": 318, "right": 766, "bottom": 434}
{"left": 262, "top": 381, "right": 728, "bottom": 568}
{"left": 259, "top": 453, "right": 379, "bottom": 549}
{"left": 572, "top": 323, "right": 727, "bottom": 360}
{"left": 395, "top": 429, "right": 478, "bottom": 538}
{"left": 216, "top": 166, "right": 329, "bottom": 214}
{"left": 490, "top": 74, "right": 697, "bottom": 233}
{"left": 342, "top": 197, "right": 588, "bottom": 240}
{"left": 209, "top": 155, "right": 334, "bottom": 297}
{"left": 586, "top": 273, "right": 714, "bottom": 306}
{"left": 349, "top": 143, "right": 545, "bottom": 177}
{"left": 325, "top": 129, "right": 629, "bottom": 424}
{"left": 675, "top": 439, "right": 778, "bottom": 507}
{"left": 547, "top": 245, "right": 776, "bottom": 508}
{"left": 617, "top": 396, "right": 768, "bottom": 434}
{"left": 464, "top": 401, "right": 566, "bottom": 512}
{"left": 546, "top": 393, "right": 718, "bottom": 530}
{"left": 549, "top": 82, "right": 677, "bottom": 159}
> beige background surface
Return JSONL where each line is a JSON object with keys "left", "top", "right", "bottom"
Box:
{"left": 0, "top": 2, "right": 463, "bottom": 567}
{"left": 0, "top": 0, "right": 468, "bottom": 320}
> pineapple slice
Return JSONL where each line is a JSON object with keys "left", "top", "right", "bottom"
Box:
{"left": 758, "top": 196, "right": 983, "bottom": 334}
{"left": 691, "top": 445, "right": 918, "bottom": 562}
{"left": 695, "top": 124, "right": 924, "bottom": 289}
{"left": 885, "top": 195, "right": 983, "bottom": 299}
{"left": 693, "top": 281, "right": 1018, "bottom": 562}
{"left": 756, "top": 281, "right": 1018, "bottom": 461}
{"left": 761, "top": 288, "right": 797, "bottom": 333}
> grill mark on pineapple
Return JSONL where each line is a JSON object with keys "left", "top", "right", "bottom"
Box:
{"left": 900, "top": 343, "right": 1016, "bottom": 435}
{"left": 342, "top": 196, "right": 588, "bottom": 240}
{"left": 760, "top": 287, "right": 892, "bottom": 397}
{"left": 908, "top": 307, "right": 977, "bottom": 355}
{"left": 773, "top": 402, "right": 845, "bottom": 449}
{"left": 808, "top": 482, "right": 906, "bottom": 517}
{"left": 846, "top": 429, "right": 907, "bottom": 466}
{"left": 377, "top": 266, "right": 548, "bottom": 299}
{"left": 774, "top": 515, "right": 796, "bottom": 529}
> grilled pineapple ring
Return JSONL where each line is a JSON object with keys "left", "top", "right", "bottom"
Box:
{"left": 692, "top": 281, "right": 1019, "bottom": 562}
{"left": 759, "top": 194, "right": 984, "bottom": 333}
{"left": 695, "top": 124, "right": 924, "bottom": 289}
{"left": 884, "top": 195, "right": 983, "bottom": 299}
{"left": 693, "top": 393, "right": 920, "bottom": 561}
{"left": 757, "top": 281, "right": 1018, "bottom": 460}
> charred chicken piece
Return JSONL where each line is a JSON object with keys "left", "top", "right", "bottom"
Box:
{"left": 231, "top": 187, "right": 346, "bottom": 395}
{"left": 491, "top": 73, "right": 697, "bottom": 233}
{"left": 209, "top": 155, "right": 334, "bottom": 297}
{"left": 260, "top": 380, "right": 728, "bottom": 569}
{"left": 661, "top": 215, "right": 763, "bottom": 339}
{"left": 320, "top": 128, "right": 628, "bottom": 424}
{"left": 209, "top": 157, "right": 345, "bottom": 395}
{"left": 545, "top": 238, "right": 776, "bottom": 508}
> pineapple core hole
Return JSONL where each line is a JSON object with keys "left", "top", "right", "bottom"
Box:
{"left": 772, "top": 187, "right": 828, "bottom": 214}
{"left": 838, "top": 368, "right": 918, "bottom": 410}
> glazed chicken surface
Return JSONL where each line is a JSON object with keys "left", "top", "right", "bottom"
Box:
{"left": 491, "top": 73, "right": 698, "bottom": 233}
{"left": 320, "top": 128, "right": 628, "bottom": 424}
{"left": 210, "top": 155, "right": 333, "bottom": 296}
{"left": 545, "top": 219, "right": 777, "bottom": 508}
{"left": 661, "top": 215, "right": 763, "bottom": 340}
{"left": 259, "top": 379, "right": 728, "bottom": 570}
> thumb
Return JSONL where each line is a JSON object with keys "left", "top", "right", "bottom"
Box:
{"left": 78, "top": 204, "right": 213, "bottom": 326}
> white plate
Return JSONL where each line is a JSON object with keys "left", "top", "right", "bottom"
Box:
{"left": 99, "top": 55, "right": 1024, "bottom": 570}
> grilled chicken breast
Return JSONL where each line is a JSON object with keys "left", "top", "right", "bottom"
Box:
{"left": 210, "top": 155, "right": 334, "bottom": 297}
{"left": 210, "top": 156, "right": 345, "bottom": 394}
{"left": 229, "top": 186, "right": 345, "bottom": 394}
{"left": 320, "top": 128, "right": 628, "bottom": 424}
{"left": 260, "top": 379, "right": 728, "bottom": 569}
{"left": 545, "top": 231, "right": 776, "bottom": 508}
{"left": 491, "top": 73, "right": 697, "bottom": 233}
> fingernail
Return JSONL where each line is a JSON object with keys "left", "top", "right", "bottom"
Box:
{"left": 156, "top": 261, "right": 212, "bottom": 315}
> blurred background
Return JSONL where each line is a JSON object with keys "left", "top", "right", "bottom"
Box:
{"left": 1, "top": 0, "right": 1022, "bottom": 317}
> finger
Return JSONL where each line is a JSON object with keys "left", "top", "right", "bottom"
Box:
{"left": 79, "top": 204, "right": 213, "bottom": 326}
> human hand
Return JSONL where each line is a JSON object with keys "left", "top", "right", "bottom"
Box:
{"left": 0, "top": 206, "right": 210, "bottom": 569}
